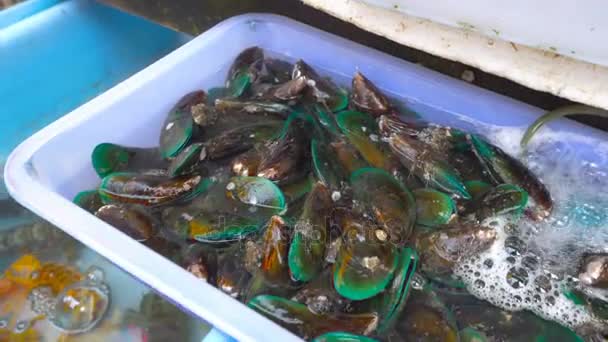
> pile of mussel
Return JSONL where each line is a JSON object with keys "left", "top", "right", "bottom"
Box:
{"left": 73, "top": 47, "right": 607, "bottom": 341}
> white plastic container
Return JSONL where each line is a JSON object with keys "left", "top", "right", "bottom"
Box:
{"left": 5, "top": 13, "right": 608, "bottom": 341}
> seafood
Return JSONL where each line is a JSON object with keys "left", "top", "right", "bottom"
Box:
{"left": 91, "top": 143, "right": 167, "bottom": 178}
{"left": 74, "top": 47, "right": 606, "bottom": 340}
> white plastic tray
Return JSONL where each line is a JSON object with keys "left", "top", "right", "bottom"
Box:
{"left": 5, "top": 13, "right": 608, "bottom": 342}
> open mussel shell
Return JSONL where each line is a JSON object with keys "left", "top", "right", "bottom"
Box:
{"left": 99, "top": 172, "right": 211, "bottom": 207}
{"left": 469, "top": 184, "right": 528, "bottom": 221}
{"left": 95, "top": 204, "right": 158, "bottom": 242}
{"left": 312, "top": 332, "right": 379, "bottom": 342}
{"left": 414, "top": 188, "right": 456, "bottom": 227}
{"left": 162, "top": 176, "right": 286, "bottom": 243}
{"left": 159, "top": 91, "right": 205, "bottom": 159}
{"left": 388, "top": 133, "right": 471, "bottom": 199}
{"left": 292, "top": 60, "right": 348, "bottom": 112}
{"left": 351, "top": 167, "right": 416, "bottom": 244}
{"left": 394, "top": 286, "right": 459, "bottom": 342}
{"left": 91, "top": 143, "right": 167, "bottom": 178}
{"left": 73, "top": 190, "right": 104, "bottom": 213}
{"left": 467, "top": 134, "right": 552, "bottom": 220}
{"left": 288, "top": 182, "right": 333, "bottom": 282}
{"left": 369, "top": 247, "right": 418, "bottom": 333}
{"left": 351, "top": 72, "right": 391, "bottom": 117}
{"left": 336, "top": 110, "right": 387, "bottom": 169}
{"left": 248, "top": 295, "right": 378, "bottom": 340}
{"left": 333, "top": 211, "right": 399, "bottom": 301}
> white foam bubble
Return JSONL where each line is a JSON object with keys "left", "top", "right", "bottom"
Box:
{"left": 453, "top": 125, "right": 608, "bottom": 331}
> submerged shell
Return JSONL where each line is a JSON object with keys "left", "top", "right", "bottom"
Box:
{"left": 388, "top": 133, "right": 471, "bottom": 199}
{"left": 161, "top": 177, "right": 286, "bottom": 243}
{"left": 370, "top": 247, "right": 418, "bottom": 333}
{"left": 579, "top": 254, "right": 608, "bottom": 289}
{"left": 95, "top": 204, "right": 157, "bottom": 242}
{"left": 168, "top": 142, "right": 205, "bottom": 177}
{"left": 336, "top": 110, "right": 387, "bottom": 169}
{"left": 73, "top": 190, "right": 104, "bottom": 213}
{"left": 99, "top": 172, "right": 211, "bottom": 207}
{"left": 469, "top": 184, "right": 528, "bottom": 221}
{"left": 260, "top": 215, "right": 292, "bottom": 286}
{"left": 248, "top": 295, "right": 378, "bottom": 340}
{"left": 414, "top": 188, "right": 456, "bottom": 227}
{"left": 159, "top": 91, "right": 204, "bottom": 158}
{"left": 351, "top": 168, "right": 416, "bottom": 244}
{"left": 226, "top": 46, "right": 263, "bottom": 98}
{"left": 333, "top": 211, "right": 399, "bottom": 301}
{"left": 311, "top": 139, "right": 345, "bottom": 190}
{"left": 467, "top": 134, "right": 552, "bottom": 220}
{"left": 203, "top": 122, "right": 281, "bottom": 161}
{"left": 313, "top": 332, "right": 379, "bottom": 342}
{"left": 288, "top": 183, "right": 333, "bottom": 282}
{"left": 92, "top": 143, "right": 166, "bottom": 178}
{"left": 257, "top": 120, "right": 310, "bottom": 185}
{"left": 415, "top": 222, "right": 496, "bottom": 278}
{"left": 395, "top": 287, "right": 459, "bottom": 342}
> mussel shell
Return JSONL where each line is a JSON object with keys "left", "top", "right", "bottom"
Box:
{"left": 99, "top": 172, "right": 211, "bottom": 207}
{"left": 369, "top": 247, "right": 418, "bottom": 333}
{"left": 333, "top": 211, "right": 399, "bottom": 301}
{"left": 95, "top": 204, "right": 157, "bottom": 242}
{"left": 203, "top": 122, "right": 282, "bottom": 161}
{"left": 288, "top": 183, "right": 333, "bottom": 282}
{"left": 394, "top": 287, "right": 459, "bottom": 342}
{"left": 231, "top": 149, "right": 262, "bottom": 177}
{"left": 292, "top": 60, "right": 348, "bottom": 112}
{"left": 467, "top": 134, "right": 552, "bottom": 220}
{"left": 159, "top": 91, "right": 204, "bottom": 158}
{"left": 579, "top": 253, "right": 608, "bottom": 289}
{"left": 351, "top": 167, "right": 416, "bottom": 245}
{"left": 312, "top": 332, "right": 379, "bottom": 342}
{"left": 415, "top": 222, "right": 496, "bottom": 278}
{"left": 452, "top": 301, "right": 583, "bottom": 342}
{"left": 73, "top": 190, "right": 104, "bottom": 214}
{"left": 311, "top": 139, "right": 345, "bottom": 190}
{"left": 248, "top": 295, "right": 378, "bottom": 340}
{"left": 388, "top": 133, "right": 471, "bottom": 199}
{"left": 413, "top": 188, "right": 456, "bottom": 227}
{"left": 260, "top": 215, "right": 292, "bottom": 286}
{"left": 281, "top": 174, "right": 314, "bottom": 205}
{"left": 167, "top": 142, "right": 205, "bottom": 177}
{"left": 377, "top": 115, "right": 421, "bottom": 138}
{"left": 162, "top": 176, "right": 286, "bottom": 243}
{"left": 214, "top": 98, "right": 292, "bottom": 118}
{"left": 216, "top": 246, "right": 253, "bottom": 299}
{"left": 470, "top": 184, "right": 528, "bottom": 221}
{"left": 92, "top": 143, "right": 166, "bottom": 178}
{"left": 292, "top": 267, "right": 351, "bottom": 315}
{"left": 226, "top": 46, "right": 263, "bottom": 98}
{"left": 336, "top": 110, "right": 387, "bottom": 169}
{"left": 257, "top": 120, "right": 310, "bottom": 185}
{"left": 464, "top": 180, "right": 492, "bottom": 200}
{"left": 351, "top": 72, "right": 391, "bottom": 117}
{"left": 180, "top": 243, "right": 218, "bottom": 283}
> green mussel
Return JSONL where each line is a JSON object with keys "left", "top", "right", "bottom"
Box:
{"left": 92, "top": 143, "right": 167, "bottom": 178}
{"left": 413, "top": 188, "right": 456, "bottom": 227}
